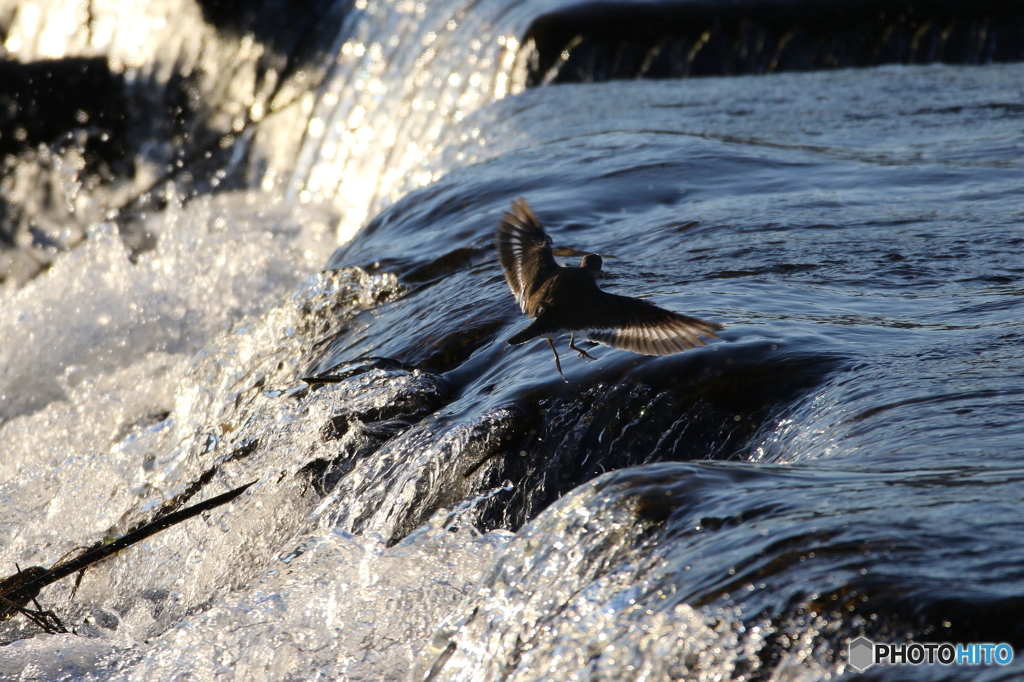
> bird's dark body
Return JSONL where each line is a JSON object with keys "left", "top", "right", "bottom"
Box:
{"left": 507, "top": 264, "right": 603, "bottom": 342}
{"left": 496, "top": 197, "right": 722, "bottom": 376}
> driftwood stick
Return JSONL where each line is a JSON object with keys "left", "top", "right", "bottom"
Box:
{"left": 0, "top": 480, "right": 256, "bottom": 617}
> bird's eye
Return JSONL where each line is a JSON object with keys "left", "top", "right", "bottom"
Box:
{"left": 537, "top": 304, "right": 546, "bottom": 315}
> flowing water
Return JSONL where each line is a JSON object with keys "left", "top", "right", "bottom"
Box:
{"left": 1, "top": 0, "right": 1023, "bottom": 680}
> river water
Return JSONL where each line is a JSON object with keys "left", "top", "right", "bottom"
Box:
{"left": 1, "top": 0, "right": 1023, "bottom": 680}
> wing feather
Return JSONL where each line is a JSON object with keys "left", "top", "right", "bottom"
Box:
{"left": 585, "top": 294, "right": 722, "bottom": 356}
{"left": 496, "top": 197, "right": 559, "bottom": 315}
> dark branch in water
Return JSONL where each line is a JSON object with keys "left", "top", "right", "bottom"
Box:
{"left": 0, "top": 566, "right": 68, "bottom": 634}
{"left": 0, "top": 480, "right": 256, "bottom": 631}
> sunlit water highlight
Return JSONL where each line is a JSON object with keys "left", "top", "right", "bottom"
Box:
{"left": 1, "top": 0, "right": 1023, "bottom": 679}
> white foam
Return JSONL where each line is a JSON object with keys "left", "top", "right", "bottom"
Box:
{"left": 111, "top": 522, "right": 510, "bottom": 682}
{"left": 0, "top": 192, "right": 337, "bottom": 423}
{"left": 0, "top": 191, "right": 339, "bottom": 568}
{"left": 0, "top": 518, "right": 508, "bottom": 681}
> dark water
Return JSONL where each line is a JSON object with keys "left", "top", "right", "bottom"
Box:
{"left": 303, "top": 65, "right": 1024, "bottom": 678}
{"left": 1, "top": 0, "right": 1023, "bottom": 677}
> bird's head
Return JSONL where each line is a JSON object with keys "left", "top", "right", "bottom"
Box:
{"left": 581, "top": 253, "right": 603, "bottom": 275}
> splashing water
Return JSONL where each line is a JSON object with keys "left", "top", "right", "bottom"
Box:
{"left": 2, "top": 0, "right": 1024, "bottom": 679}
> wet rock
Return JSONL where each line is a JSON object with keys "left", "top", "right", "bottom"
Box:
{"left": 486, "top": 342, "right": 844, "bottom": 530}
{"left": 0, "top": 58, "right": 125, "bottom": 162}
{"left": 325, "top": 406, "right": 532, "bottom": 544}
{"left": 301, "top": 366, "right": 453, "bottom": 495}
{"left": 521, "top": 0, "right": 1024, "bottom": 85}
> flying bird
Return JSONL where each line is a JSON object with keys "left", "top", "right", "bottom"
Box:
{"left": 496, "top": 197, "right": 722, "bottom": 379}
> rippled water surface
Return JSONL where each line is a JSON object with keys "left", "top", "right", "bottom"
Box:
{"left": 1, "top": 0, "right": 1023, "bottom": 678}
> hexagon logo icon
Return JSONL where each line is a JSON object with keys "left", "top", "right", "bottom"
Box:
{"left": 848, "top": 636, "right": 875, "bottom": 672}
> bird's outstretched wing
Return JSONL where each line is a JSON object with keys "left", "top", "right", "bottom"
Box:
{"left": 496, "top": 197, "right": 560, "bottom": 314}
{"left": 586, "top": 293, "right": 723, "bottom": 356}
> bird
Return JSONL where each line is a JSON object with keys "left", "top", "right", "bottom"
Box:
{"left": 496, "top": 197, "right": 723, "bottom": 379}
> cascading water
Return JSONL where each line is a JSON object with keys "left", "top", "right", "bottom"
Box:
{"left": 2, "top": 0, "right": 1024, "bottom": 680}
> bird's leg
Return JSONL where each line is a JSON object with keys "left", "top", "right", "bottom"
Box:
{"left": 569, "top": 334, "right": 596, "bottom": 360}
{"left": 546, "top": 338, "right": 567, "bottom": 381}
